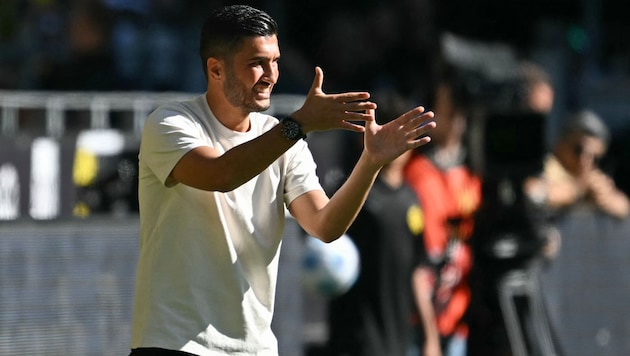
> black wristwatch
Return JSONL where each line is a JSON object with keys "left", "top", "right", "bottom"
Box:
{"left": 280, "top": 116, "right": 306, "bottom": 140}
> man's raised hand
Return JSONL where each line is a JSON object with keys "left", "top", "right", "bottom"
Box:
{"left": 363, "top": 106, "right": 436, "bottom": 167}
{"left": 290, "top": 66, "right": 377, "bottom": 133}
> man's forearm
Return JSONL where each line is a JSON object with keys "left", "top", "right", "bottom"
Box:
{"left": 413, "top": 268, "right": 441, "bottom": 349}
{"left": 172, "top": 122, "right": 298, "bottom": 192}
{"left": 309, "top": 152, "right": 382, "bottom": 242}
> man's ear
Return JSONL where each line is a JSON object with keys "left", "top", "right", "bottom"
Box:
{"left": 207, "top": 58, "right": 223, "bottom": 80}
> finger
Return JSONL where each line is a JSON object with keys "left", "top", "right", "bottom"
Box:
{"left": 332, "top": 92, "right": 372, "bottom": 104}
{"left": 308, "top": 66, "right": 324, "bottom": 95}
{"left": 411, "top": 135, "right": 432, "bottom": 148}
{"left": 343, "top": 100, "right": 378, "bottom": 112}
{"left": 339, "top": 109, "right": 374, "bottom": 132}
{"left": 365, "top": 108, "right": 376, "bottom": 126}
{"left": 409, "top": 120, "right": 437, "bottom": 137}
{"left": 340, "top": 121, "right": 367, "bottom": 133}
{"left": 399, "top": 106, "right": 427, "bottom": 120}
{"left": 406, "top": 122, "right": 436, "bottom": 149}
{"left": 401, "top": 110, "right": 435, "bottom": 131}
{"left": 403, "top": 106, "right": 433, "bottom": 123}
{"left": 390, "top": 106, "right": 426, "bottom": 127}
{"left": 343, "top": 111, "right": 376, "bottom": 123}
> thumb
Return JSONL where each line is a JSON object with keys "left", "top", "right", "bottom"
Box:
{"left": 308, "top": 66, "right": 324, "bottom": 95}
{"left": 365, "top": 108, "right": 377, "bottom": 131}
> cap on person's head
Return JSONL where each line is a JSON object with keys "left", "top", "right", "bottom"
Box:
{"left": 561, "top": 109, "right": 610, "bottom": 145}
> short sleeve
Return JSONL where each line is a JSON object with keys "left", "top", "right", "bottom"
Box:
{"left": 139, "top": 106, "right": 209, "bottom": 187}
{"left": 283, "top": 139, "right": 324, "bottom": 205}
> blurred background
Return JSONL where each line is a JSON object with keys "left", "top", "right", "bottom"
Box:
{"left": 1, "top": 0, "right": 630, "bottom": 355}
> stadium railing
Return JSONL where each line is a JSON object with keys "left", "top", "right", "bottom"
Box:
{"left": 0, "top": 90, "right": 305, "bottom": 220}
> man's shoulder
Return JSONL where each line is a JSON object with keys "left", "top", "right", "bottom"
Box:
{"left": 252, "top": 111, "right": 279, "bottom": 124}
{"left": 243, "top": 112, "right": 279, "bottom": 134}
{"left": 145, "top": 95, "right": 208, "bottom": 126}
{"left": 152, "top": 94, "right": 205, "bottom": 116}
{"left": 405, "top": 154, "right": 439, "bottom": 178}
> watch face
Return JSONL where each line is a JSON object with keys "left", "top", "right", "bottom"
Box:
{"left": 282, "top": 118, "right": 304, "bottom": 140}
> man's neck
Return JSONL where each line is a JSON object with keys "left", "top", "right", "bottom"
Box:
{"left": 380, "top": 166, "right": 405, "bottom": 189}
{"left": 205, "top": 91, "right": 251, "bottom": 132}
{"left": 428, "top": 143, "right": 465, "bottom": 170}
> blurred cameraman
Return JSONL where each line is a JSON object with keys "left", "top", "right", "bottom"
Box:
{"left": 467, "top": 60, "right": 561, "bottom": 356}
{"left": 526, "top": 110, "right": 629, "bottom": 220}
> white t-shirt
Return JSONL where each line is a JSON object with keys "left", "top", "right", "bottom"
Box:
{"left": 131, "top": 94, "right": 322, "bottom": 355}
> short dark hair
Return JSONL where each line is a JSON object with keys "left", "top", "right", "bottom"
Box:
{"left": 520, "top": 61, "right": 551, "bottom": 90}
{"left": 431, "top": 62, "right": 473, "bottom": 115}
{"left": 199, "top": 5, "right": 278, "bottom": 79}
{"left": 373, "top": 89, "right": 415, "bottom": 125}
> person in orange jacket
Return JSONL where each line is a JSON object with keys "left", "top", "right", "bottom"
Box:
{"left": 405, "top": 64, "right": 481, "bottom": 356}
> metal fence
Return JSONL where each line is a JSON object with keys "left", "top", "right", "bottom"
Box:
{"left": 0, "top": 91, "right": 306, "bottom": 220}
{"left": 0, "top": 90, "right": 306, "bottom": 138}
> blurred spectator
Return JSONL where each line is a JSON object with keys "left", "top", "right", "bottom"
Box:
{"left": 289, "top": 0, "right": 438, "bottom": 99}
{"left": 105, "top": 0, "right": 150, "bottom": 90}
{"left": 0, "top": 0, "right": 67, "bottom": 89}
{"left": 4, "top": 1, "right": 442, "bottom": 94}
{"left": 529, "top": 110, "right": 629, "bottom": 220}
{"left": 519, "top": 60, "right": 554, "bottom": 114}
{"left": 0, "top": 1, "right": 20, "bottom": 88}
{"left": 325, "top": 90, "right": 426, "bottom": 356}
{"left": 466, "top": 59, "right": 565, "bottom": 356}
{"left": 105, "top": 0, "right": 211, "bottom": 91}
{"left": 404, "top": 64, "right": 481, "bottom": 356}
{"left": 39, "top": 0, "right": 120, "bottom": 91}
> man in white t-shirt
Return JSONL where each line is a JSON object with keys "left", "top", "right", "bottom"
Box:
{"left": 129, "top": 5, "right": 436, "bottom": 356}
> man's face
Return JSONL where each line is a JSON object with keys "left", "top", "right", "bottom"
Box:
{"left": 431, "top": 85, "right": 466, "bottom": 145}
{"left": 223, "top": 35, "right": 280, "bottom": 113}
{"left": 528, "top": 82, "right": 554, "bottom": 114}
{"left": 558, "top": 131, "right": 606, "bottom": 176}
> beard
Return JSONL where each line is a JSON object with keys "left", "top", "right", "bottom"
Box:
{"left": 223, "top": 65, "right": 271, "bottom": 113}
